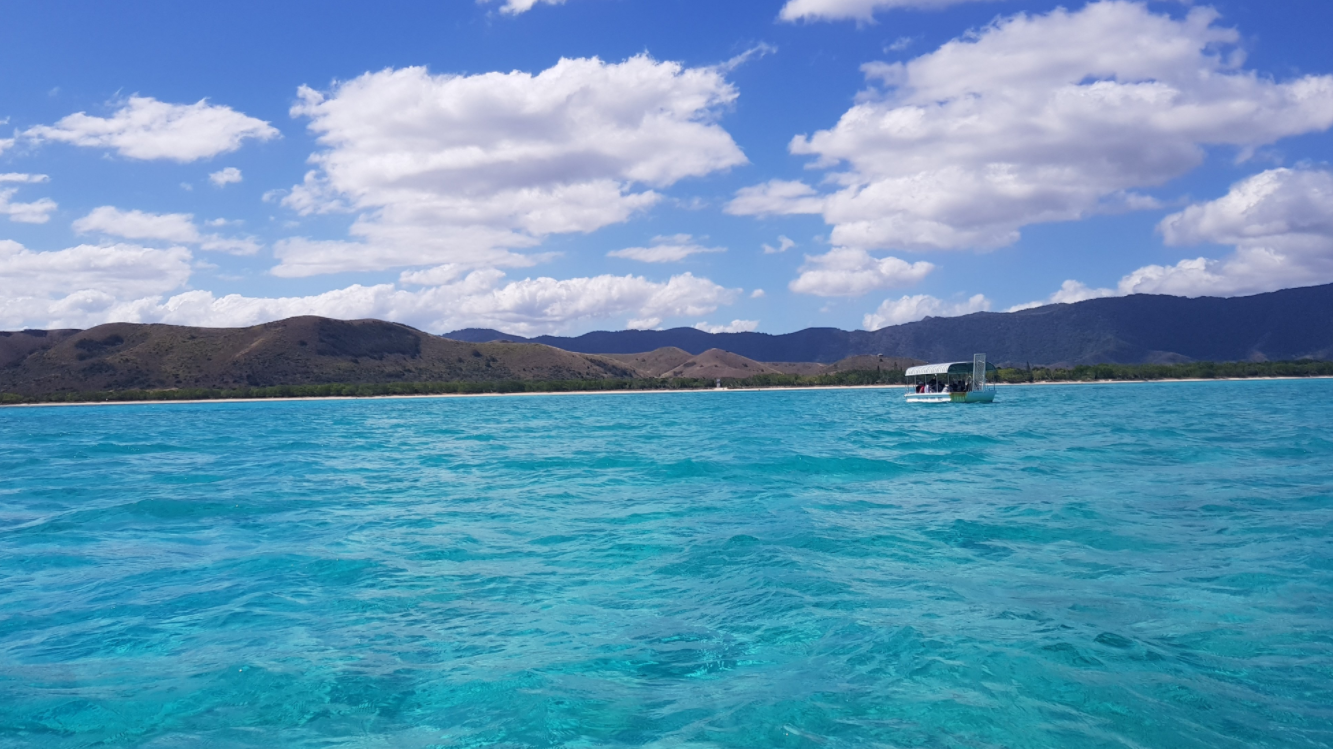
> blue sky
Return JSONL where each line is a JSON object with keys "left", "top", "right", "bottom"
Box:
{"left": 3, "top": 0, "right": 1332, "bottom": 336}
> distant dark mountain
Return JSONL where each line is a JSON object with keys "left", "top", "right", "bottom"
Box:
{"left": 446, "top": 328, "right": 528, "bottom": 343}
{"left": 444, "top": 283, "right": 1333, "bottom": 366}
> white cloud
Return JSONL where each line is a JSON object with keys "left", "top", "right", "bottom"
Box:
{"left": 780, "top": 0, "right": 1000, "bottom": 23}
{"left": 209, "top": 167, "right": 243, "bottom": 187}
{"left": 726, "top": 180, "right": 823, "bottom": 217}
{"left": 789, "top": 247, "right": 933, "bottom": 296}
{"left": 0, "top": 240, "right": 194, "bottom": 328}
{"left": 0, "top": 174, "right": 56, "bottom": 223}
{"left": 25, "top": 96, "right": 278, "bottom": 162}
{"left": 1007, "top": 280, "right": 1116, "bottom": 311}
{"left": 1009, "top": 167, "right": 1333, "bottom": 305}
{"left": 482, "top": 0, "right": 565, "bottom": 14}
{"left": 608, "top": 234, "right": 725, "bottom": 263}
{"left": 74, "top": 206, "right": 200, "bottom": 243}
{"left": 694, "top": 319, "right": 759, "bottom": 333}
{"left": 738, "top": 2, "right": 1333, "bottom": 254}
{"left": 762, "top": 235, "right": 796, "bottom": 254}
{"left": 863, "top": 292, "right": 990, "bottom": 329}
{"left": 277, "top": 56, "right": 746, "bottom": 276}
{"left": 1122, "top": 168, "right": 1333, "bottom": 296}
{"left": 198, "top": 236, "right": 262, "bottom": 255}
{"left": 73, "top": 206, "right": 260, "bottom": 256}
{"left": 398, "top": 264, "right": 464, "bottom": 287}
{"left": 751, "top": 288, "right": 766, "bottom": 298}
{"left": 1158, "top": 168, "right": 1333, "bottom": 250}
{"left": 4, "top": 269, "right": 739, "bottom": 336}
{"left": 0, "top": 187, "right": 57, "bottom": 224}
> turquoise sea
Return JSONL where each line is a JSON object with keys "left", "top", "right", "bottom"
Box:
{"left": 1, "top": 381, "right": 1331, "bottom": 748}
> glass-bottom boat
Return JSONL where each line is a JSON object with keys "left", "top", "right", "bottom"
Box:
{"left": 905, "top": 354, "right": 997, "bottom": 403}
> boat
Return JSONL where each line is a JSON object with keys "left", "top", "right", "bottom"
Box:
{"left": 905, "top": 354, "right": 997, "bottom": 403}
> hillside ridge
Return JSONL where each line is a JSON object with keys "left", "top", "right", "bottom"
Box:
{"left": 445, "top": 284, "right": 1333, "bottom": 365}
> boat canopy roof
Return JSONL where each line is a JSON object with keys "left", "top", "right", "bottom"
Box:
{"left": 905, "top": 361, "right": 998, "bottom": 377}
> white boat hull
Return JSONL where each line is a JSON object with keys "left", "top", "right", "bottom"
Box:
{"left": 905, "top": 390, "right": 995, "bottom": 404}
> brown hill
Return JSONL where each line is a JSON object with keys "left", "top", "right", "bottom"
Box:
{"left": 660, "top": 348, "right": 782, "bottom": 380}
{"left": 823, "top": 355, "right": 924, "bottom": 373}
{"left": 763, "top": 361, "right": 827, "bottom": 376}
{"left": 600, "top": 347, "right": 694, "bottom": 377}
{"left": 0, "top": 316, "right": 637, "bottom": 396}
{"left": 0, "top": 329, "right": 80, "bottom": 368}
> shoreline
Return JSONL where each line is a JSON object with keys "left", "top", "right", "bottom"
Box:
{"left": 996, "top": 375, "right": 1333, "bottom": 386}
{"left": 4, "top": 375, "right": 1332, "bottom": 408}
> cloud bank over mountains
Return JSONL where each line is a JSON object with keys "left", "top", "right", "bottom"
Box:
{"left": 1017, "top": 168, "right": 1333, "bottom": 309}
{"left": 0, "top": 250, "right": 738, "bottom": 335}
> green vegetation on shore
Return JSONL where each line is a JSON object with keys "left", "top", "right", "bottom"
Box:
{"left": 993, "top": 359, "right": 1333, "bottom": 383}
{"left": 3, "top": 360, "right": 1331, "bottom": 405}
{"left": 1, "top": 370, "right": 906, "bottom": 405}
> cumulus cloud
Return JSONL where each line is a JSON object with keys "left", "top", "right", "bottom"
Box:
{"left": 482, "top": 0, "right": 565, "bottom": 14}
{"left": 1009, "top": 168, "right": 1333, "bottom": 306}
{"left": 789, "top": 247, "right": 933, "bottom": 296}
{"left": 1007, "top": 280, "right": 1116, "bottom": 311}
{"left": 863, "top": 293, "right": 990, "bottom": 329}
{"left": 74, "top": 206, "right": 199, "bottom": 243}
{"left": 608, "top": 234, "right": 725, "bottom": 263}
{"left": 2, "top": 267, "right": 739, "bottom": 335}
{"left": 277, "top": 56, "right": 746, "bottom": 276}
{"left": 209, "top": 167, "right": 243, "bottom": 186}
{"left": 726, "top": 180, "right": 823, "bottom": 217}
{"left": 25, "top": 96, "right": 278, "bottom": 162}
{"left": 0, "top": 183, "right": 57, "bottom": 224}
{"left": 0, "top": 240, "right": 194, "bottom": 328}
{"left": 737, "top": 2, "right": 1333, "bottom": 254}
{"left": 762, "top": 235, "right": 796, "bottom": 254}
{"left": 780, "top": 0, "right": 1000, "bottom": 23}
{"left": 694, "top": 319, "right": 759, "bottom": 333}
{"left": 73, "top": 206, "right": 260, "bottom": 255}
{"left": 1124, "top": 168, "right": 1333, "bottom": 296}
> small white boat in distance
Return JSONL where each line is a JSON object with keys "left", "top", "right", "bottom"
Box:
{"left": 905, "top": 354, "right": 997, "bottom": 403}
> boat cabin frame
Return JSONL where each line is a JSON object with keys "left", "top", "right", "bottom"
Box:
{"left": 904, "top": 354, "right": 997, "bottom": 403}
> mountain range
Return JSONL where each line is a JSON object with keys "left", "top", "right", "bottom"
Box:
{"left": 447, "top": 283, "right": 1333, "bottom": 366}
{"left": 0, "top": 317, "right": 903, "bottom": 397}
{"left": 3, "top": 284, "right": 1330, "bottom": 398}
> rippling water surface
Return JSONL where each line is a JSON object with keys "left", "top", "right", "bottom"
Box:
{"left": 2, "top": 381, "right": 1332, "bottom": 747}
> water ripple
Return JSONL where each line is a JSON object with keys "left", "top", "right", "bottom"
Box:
{"left": 1, "top": 382, "right": 1331, "bottom": 747}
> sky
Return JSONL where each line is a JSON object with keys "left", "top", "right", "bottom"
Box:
{"left": 2, "top": 0, "right": 1333, "bottom": 336}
